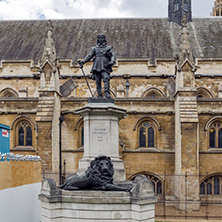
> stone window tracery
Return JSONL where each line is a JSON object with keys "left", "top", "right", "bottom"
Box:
{"left": 16, "top": 121, "right": 33, "bottom": 147}
{"left": 209, "top": 122, "right": 222, "bottom": 148}
{"left": 147, "top": 175, "right": 162, "bottom": 195}
{"left": 200, "top": 175, "right": 222, "bottom": 195}
{"left": 139, "top": 122, "right": 155, "bottom": 148}
{"left": 0, "top": 88, "right": 19, "bottom": 98}
{"left": 184, "top": 0, "right": 188, "bottom": 10}
{"left": 142, "top": 87, "right": 165, "bottom": 98}
{"left": 174, "top": 0, "right": 179, "bottom": 11}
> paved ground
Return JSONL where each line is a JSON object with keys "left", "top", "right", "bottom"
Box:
{"left": 156, "top": 220, "right": 221, "bottom": 222}
{"left": 155, "top": 203, "right": 222, "bottom": 222}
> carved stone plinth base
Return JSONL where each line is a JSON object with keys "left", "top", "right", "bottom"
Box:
{"left": 39, "top": 178, "right": 156, "bottom": 222}
{"left": 76, "top": 102, "right": 127, "bottom": 182}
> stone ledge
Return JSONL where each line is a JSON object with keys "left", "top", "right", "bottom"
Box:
{"left": 123, "top": 150, "right": 175, "bottom": 154}
{"left": 10, "top": 146, "right": 36, "bottom": 152}
{"left": 39, "top": 178, "right": 156, "bottom": 222}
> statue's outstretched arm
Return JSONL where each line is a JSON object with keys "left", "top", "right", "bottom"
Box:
{"left": 110, "top": 49, "right": 116, "bottom": 64}
{"left": 82, "top": 47, "right": 95, "bottom": 64}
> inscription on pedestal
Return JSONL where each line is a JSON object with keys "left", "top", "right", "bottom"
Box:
{"left": 92, "top": 128, "right": 108, "bottom": 144}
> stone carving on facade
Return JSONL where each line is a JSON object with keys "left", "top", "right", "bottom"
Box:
{"left": 39, "top": 20, "right": 60, "bottom": 91}
{"left": 40, "top": 20, "right": 58, "bottom": 70}
{"left": 59, "top": 155, "right": 131, "bottom": 191}
{"left": 175, "top": 15, "right": 197, "bottom": 73}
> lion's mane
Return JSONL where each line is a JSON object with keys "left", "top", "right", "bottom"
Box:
{"left": 85, "top": 155, "right": 114, "bottom": 187}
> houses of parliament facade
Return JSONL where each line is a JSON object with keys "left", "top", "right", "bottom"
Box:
{"left": 1, "top": 0, "right": 222, "bottom": 209}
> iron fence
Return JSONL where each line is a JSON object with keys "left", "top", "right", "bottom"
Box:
{"left": 155, "top": 173, "right": 222, "bottom": 220}
{"left": 41, "top": 166, "right": 222, "bottom": 220}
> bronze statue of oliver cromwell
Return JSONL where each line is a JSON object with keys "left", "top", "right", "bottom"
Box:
{"left": 78, "top": 34, "right": 116, "bottom": 98}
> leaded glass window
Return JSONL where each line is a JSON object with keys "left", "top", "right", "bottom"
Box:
{"left": 18, "top": 127, "right": 24, "bottom": 146}
{"left": 207, "top": 183, "right": 212, "bottom": 195}
{"left": 148, "top": 127, "right": 154, "bottom": 147}
{"left": 184, "top": 0, "right": 188, "bottom": 10}
{"left": 209, "top": 122, "right": 222, "bottom": 149}
{"left": 139, "top": 127, "right": 146, "bottom": 147}
{"left": 218, "top": 129, "right": 222, "bottom": 148}
{"left": 174, "top": 0, "right": 179, "bottom": 11}
{"left": 138, "top": 122, "right": 155, "bottom": 148}
{"left": 17, "top": 121, "right": 32, "bottom": 147}
{"left": 210, "top": 128, "right": 216, "bottom": 148}
{"left": 200, "top": 183, "right": 205, "bottom": 195}
{"left": 200, "top": 175, "right": 222, "bottom": 196}
{"left": 214, "top": 177, "right": 220, "bottom": 195}
{"left": 81, "top": 126, "right": 84, "bottom": 147}
{"left": 26, "top": 126, "right": 32, "bottom": 146}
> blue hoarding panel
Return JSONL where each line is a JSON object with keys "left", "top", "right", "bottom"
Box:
{"left": 0, "top": 124, "right": 10, "bottom": 155}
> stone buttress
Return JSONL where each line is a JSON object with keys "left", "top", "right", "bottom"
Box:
{"left": 174, "top": 17, "right": 200, "bottom": 210}
{"left": 36, "top": 21, "right": 61, "bottom": 172}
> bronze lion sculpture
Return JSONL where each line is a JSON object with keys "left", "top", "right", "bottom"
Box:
{"left": 59, "top": 155, "right": 130, "bottom": 191}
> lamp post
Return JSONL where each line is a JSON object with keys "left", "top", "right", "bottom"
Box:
{"left": 125, "top": 79, "right": 130, "bottom": 98}
{"left": 59, "top": 114, "right": 64, "bottom": 185}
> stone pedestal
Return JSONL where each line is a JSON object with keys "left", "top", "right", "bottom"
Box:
{"left": 39, "top": 178, "right": 156, "bottom": 222}
{"left": 76, "top": 101, "right": 127, "bottom": 181}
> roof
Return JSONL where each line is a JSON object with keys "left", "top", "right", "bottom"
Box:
{"left": 0, "top": 18, "right": 221, "bottom": 63}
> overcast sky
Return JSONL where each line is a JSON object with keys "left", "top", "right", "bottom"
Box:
{"left": 0, "top": 0, "right": 216, "bottom": 20}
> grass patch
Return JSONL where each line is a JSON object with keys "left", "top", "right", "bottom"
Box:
{"left": 155, "top": 221, "right": 171, "bottom": 222}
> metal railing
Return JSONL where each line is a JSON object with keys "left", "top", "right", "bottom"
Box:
{"left": 155, "top": 173, "right": 222, "bottom": 220}
{"left": 41, "top": 167, "right": 222, "bottom": 220}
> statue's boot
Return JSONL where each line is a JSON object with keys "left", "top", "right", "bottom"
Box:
{"left": 96, "top": 75, "right": 103, "bottom": 98}
{"left": 104, "top": 77, "right": 110, "bottom": 98}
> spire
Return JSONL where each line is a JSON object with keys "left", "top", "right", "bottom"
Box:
{"left": 168, "top": 0, "right": 192, "bottom": 25}
{"left": 40, "top": 20, "right": 58, "bottom": 70}
{"left": 175, "top": 15, "right": 196, "bottom": 72}
{"left": 39, "top": 20, "right": 60, "bottom": 91}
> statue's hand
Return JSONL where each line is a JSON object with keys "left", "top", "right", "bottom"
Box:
{"left": 108, "top": 61, "right": 115, "bottom": 66}
{"left": 78, "top": 60, "right": 84, "bottom": 68}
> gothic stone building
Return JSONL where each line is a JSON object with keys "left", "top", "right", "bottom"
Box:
{"left": 1, "top": 1, "right": 222, "bottom": 209}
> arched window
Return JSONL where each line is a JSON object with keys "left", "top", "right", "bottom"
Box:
{"left": 184, "top": 0, "right": 188, "bottom": 10}
{"left": 0, "top": 88, "right": 19, "bottom": 98}
{"left": 174, "top": 0, "right": 179, "bottom": 11}
{"left": 142, "top": 87, "right": 165, "bottom": 98}
{"left": 81, "top": 125, "right": 84, "bottom": 147}
{"left": 16, "top": 121, "right": 32, "bottom": 147}
{"left": 214, "top": 177, "right": 220, "bottom": 195}
{"left": 196, "top": 87, "right": 213, "bottom": 98}
{"left": 73, "top": 118, "right": 84, "bottom": 149}
{"left": 138, "top": 122, "right": 155, "bottom": 148}
{"left": 209, "top": 122, "right": 222, "bottom": 148}
{"left": 26, "top": 126, "right": 32, "bottom": 146}
{"left": 18, "top": 127, "right": 24, "bottom": 146}
{"left": 210, "top": 128, "right": 216, "bottom": 148}
{"left": 147, "top": 92, "right": 159, "bottom": 98}
{"left": 200, "top": 175, "right": 222, "bottom": 196}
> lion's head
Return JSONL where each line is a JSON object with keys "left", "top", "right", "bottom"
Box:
{"left": 85, "top": 155, "right": 114, "bottom": 186}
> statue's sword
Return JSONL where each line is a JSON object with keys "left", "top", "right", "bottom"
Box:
{"left": 78, "top": 63, "right": 94, "bottom": 98}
